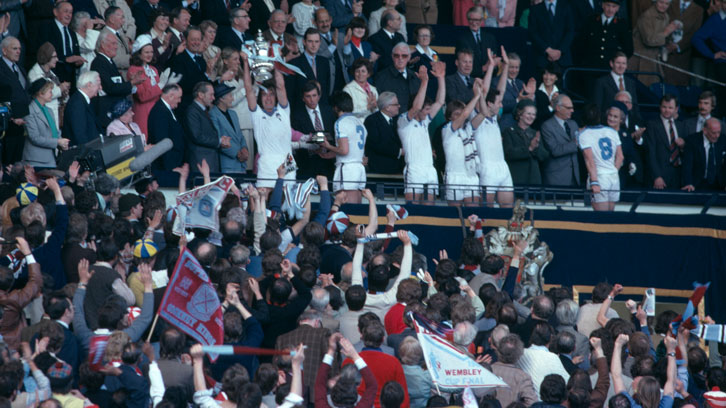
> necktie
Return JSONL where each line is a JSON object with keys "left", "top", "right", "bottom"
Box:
{"left": 311, "top": 56, "right": 316, "bottom": 77}
{"left": 669, "top": 119, "right": 681, "bottom": 166}
{"left": 474, "top": 31, "right": 480, "bottom": 45}
{"left": 618, "top": 76, "right": 625, "bottom": 92}
{"left": 697, "top": 116, "right": 705, "bottom": 132}
{"left": 313, "top": 110, "right": 323, "bottom": 131}
{"left": 63, "top": 26, "right": 73, "bottom": 57}
{"left": 707, "top": 142, "right": 716, "bottom": 184}
{"left": 225, "top": 0, "right": 231, "bottom": 10}
{"left": 548, "top": 2, "right": 555, "bottom": 17}
{"left": 564, "top": 121, "right": 571, "bottom": 139}
{"left": 194, "top": 54, "right": 206, "bottom": 72}
{"left": 465, "top": 76, "right": 472, "bottom": 88}
{"left": 680, "top": 1, "right": 687, "bottom": 13}
{"left": 13, "top": 64, "right": 26, "bottom": 89}
{"left": 116, "top": 32, "right": 128, "bottom": 53}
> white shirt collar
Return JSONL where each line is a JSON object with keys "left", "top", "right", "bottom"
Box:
{"left": 610, "top": 71, "right": 624, "bottom": 85}
{"left": 2, "top": 56, "right": 15, "bottom": 71}
{"left": 79, "top": 89, "right": 91, "bottom": 104}
{"left": 601, "top": 13, "right": 612, "bottom": 24}
{"left": 720, "top": 10, "right": 726, "bottom": 19}
{"left": 231, "top": 26, "right": 244, "bottom": 38}
{"left": 415, "top": 44, "right": 436, "bottom": 59}
{"left": 703, "top": 133, "right": 711, "bottom": 149}
{"left": 306, "top": 105, "right": 320, "bottom": 118}
{"left": 57, "top": 320, "right": 69, "bottom": 329}
{"left": 538, "top": 83, "right": 559, "bottom": 101}
{"left": 382, "top": 28, "right": 395, "bottom": 38}
{"left": 54, "top": 19, "right": 67, "bottom": 31}
{"left": 169, "top": 26, "right": 182, "bottom": 39}
{"left": 161, "top": 98, "right": 176, "bottom": 118}
{"left": 381, "top": 112, "right": 392, "bottom": 122}
{"left": 194, "top": 100, "right": 207, "bottom": 111}
{"left": 107, "top": 26, "right": 119, "bottom": 35}
{"left": 99, "top": 52, "right": 113, "bottom": 63}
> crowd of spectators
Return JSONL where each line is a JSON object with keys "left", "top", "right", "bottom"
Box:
{"left": 0, "top": 0, "right": 724, "bottom": 211}
{"left": 0, "top": 159, "right": 719, "bottom": 408}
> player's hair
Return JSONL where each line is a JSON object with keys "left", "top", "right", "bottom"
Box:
{"left": 583, "top": 103, "right": 601, "bottom": 126}
{"left": 331, "top": 91, "right": 354, "bottom": 113}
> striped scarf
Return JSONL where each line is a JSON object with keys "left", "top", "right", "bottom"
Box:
{"left": 458, "top": 122, "right": 480, "bottom": 174}
{"left": 282, "top": 178, "right": 319, "bottom": 220}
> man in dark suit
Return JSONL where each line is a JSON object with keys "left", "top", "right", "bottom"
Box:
{"left": 149, "top": 84, "right": 186, "bottom": 168}
{"left": 63, "top": 70, "right": 102, "bottom": 146}
{"left": 364, "top": 91, "right": 403, "bottom": 174}
{"left": 37, "top": 1, "right": 84, "bottom": 84}
{"left": 201, "top": 0, "right": 239, "bottom": 27}
{"left": 132, "top": 0, "right": 169, "bottom": 35}
{"left": 25, "top": 0, "right": 56, "bottom": 55}
{"left": 682, "top": 118, "right": 725, "bottom": 191}
{"left": 645, "top": 94, "right": 686, "bottom": 189}
{"left": 322, "top": 0, "right": 364, "bottom": 29}
{"left": 374, "top": 43, "right": 420, "bottom": 110}
{"left": 445, "top": 49, "right": 474, "bottom": 103}
{"left": 215, "top": 7, "right": 250, "bottom": 49}
{"left": 498, "top": 53, "right": 528, "bottom": 123}
{"left": 171, "top": 26, "right": 210, "bottom": 110}
{"left": 541, "top": 94, "right": 581, "bottom": 186}
{"left": 168, "top": 7, "right": 191, "bottom": 56}
{"left": 0, "top": 0, "right": 30, "bottom": 62}
{"left": 592, "top": 52, "right": 639, "bottom": 114}
{"left": 185, "top": 81, "right": 231, "bottom": 173}
{"left": 368, "top": 10, "right": 405, "bottom": 72}
{"left": 528, "top": 0, "right": 575, "bottom": 69}
{"left": 683, "top": 91, "right": 724, "bottom": 138}
{"left": 314, "top": 9, "right": 350, "bottom": 91}
{"left": 0, "top": 36, "right": 30, "bottom": 164}
{"left": 90, "top": 30, "right": 145, "bottom": 127}
{"left": 34, "top": 294, "right": 81, "bottom": 379}
{"left": 288, "top": 29, "right": 333, "bottom": 110}
{"left": 291, "top": 81, "right": 336, "bottom": 178}
{"left": 454, "top": 6, "right": 498, "bottom": 78}
{"left": 580, "top": 0, "right": 632, "bottom": 69}
{"left": 262, "top": 10, "right": 299, "bottom": 61}
{"left": 248, "top": 0, "right": 278, "bottom": 34}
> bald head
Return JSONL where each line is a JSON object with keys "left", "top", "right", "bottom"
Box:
{"left": 705, "top": 118, "right": 722, "bottom": 143}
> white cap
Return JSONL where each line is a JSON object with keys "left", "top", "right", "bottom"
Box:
{"left": 132, "top": 34, "right": 153, "bottom": 54}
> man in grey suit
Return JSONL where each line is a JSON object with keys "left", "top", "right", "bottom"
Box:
{"left": 314, "top": 8, "right": 351, "bottom": 90}
{"left": 445, "top": 49, "right": 474, "bottom": 103}
{"left": 541, "top": 94, "right": 581, "bottom": 186}
{"left": 209, "top": 83, "right": 249, "bottom": 173}
{"left": 185, "top": 81, "right": 231, "bottom": 173}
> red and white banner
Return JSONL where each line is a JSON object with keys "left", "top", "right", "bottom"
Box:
{"left": 412, "top": 313, "right": 507, "bottom": 389}
{"left": 159, "top": 248, "right": 223, "bottom": 352}
{"left": 173, "top": 176, "right": 235, "bottom": 235}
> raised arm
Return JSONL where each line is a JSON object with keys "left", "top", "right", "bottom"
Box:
{"left": 407, "top": 65, "right": 429, "bottom": 120}
{"left": 589, "top": 337, "right": 610, "bottom": 408}
{"left": 362, "top": 189, "right": 378, "bottom": 236}
{"left": 241, "top": 52, "right": 257, "bottom": 111}
{"left": 428, "top": 61, "right": 447, "bottom": 116}
{"left": 495, "top": 47, "right": 509, "bottom": 103}
{"left": 663, "top": 336, "right": 677, "bottom": 398}
{"left": 455, "top": 82, "right": 483, "bottom": 131}
{"left": 597, "top": 283, "right": 622, "bottom": 327}
{"left": 275, "top": 68, "right": 288, "bottom": 107}
{"left": 611, "top": 333, "right": 628, "bottom": 394}
{"left": 352, "top": 241, "right": 364, "bottom": 286}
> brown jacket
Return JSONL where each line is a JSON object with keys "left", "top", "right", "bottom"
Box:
{"left": 491, "top": 362, "right": 539, "bottom": 407}
{"left": 0, "top": 261, "right": 42, "bottom": 349}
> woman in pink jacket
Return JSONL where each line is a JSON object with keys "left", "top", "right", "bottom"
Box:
{"left": 127, "top": 35, "right": 163, "bottom": 140}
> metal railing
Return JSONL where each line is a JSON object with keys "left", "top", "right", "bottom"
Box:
{"left": 185, "top": 172, "right": 726, "bottom": 213}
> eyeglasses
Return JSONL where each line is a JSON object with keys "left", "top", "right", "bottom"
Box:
{"left": 393, "top": 53, "right": 409, "bottom": 59}
{"left": 561, "top": 106, "right": 574, "bottom": 110}
{"left": 468, "top": 17, "right": 483, "bottom": 22}
{"left": 418, "top": 34, "right": 431, "bottom": 38}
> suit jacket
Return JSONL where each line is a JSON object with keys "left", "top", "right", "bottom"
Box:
{"left": 0, "top": 0, "right": 28, "bottom": 39}
{"left": 645, "top": 117, "right": 686, "bottom": 188}
{"left": 373, "top": 66, "right": 421, "bottom": 114}
{"left": 248, "top": 0, "right": 279, "bottom": 33}
{"left": 209, "top": 106, "right": 248, "bottom": 173}
{"left": 290, "top": 103, "right": 336, "bottom": 178}
{"left": 0, "top": 59, "right": 30, "bottom": 118}
{"left": 541, "top": 116, "right": 581, "bottom": 186}
{"left": 318, "top": 30, "right": 350, "bottom": 90}
{"left": 617, "top": 127, "right": 646, "bottom": 187}
{"left": 90, "top": 53, "right": 132, "bottom": 127}
{"left": 148, "top": 98, "right": 186, "bottom": 169}
{"left": 201, "top": 0, "right": 238, "bottom": 26}
{"left": 185, "top": 101, "right": 221, "bottom": 172}
{"left": 288, "top": 54, "right": 333, "bottom": 108}
{"left": 368, "top": 29, "right": 405, "bottom": 72}
{"left": 491, "top": 362, "right": 538, "bottom": 407}
{"left": 500, "top": 77, "right": 525, "bottom": 116}
{"left": 262, "top": 29, "right": 297, "bottom": 59}
{"left": 454, "top": 28, "right": 499, "bottom": 77}
{"left": 322, "top": 0, "right": 359, "bottom": 29}
{"left": 95, "top": 0, "right": 137, "bottom": 39}
{"left": 559, "top": 354, "right": 579, "bottom": 375}
{"left": 170, "top": 50, "right": 209, "bottom": 109}
{"left": 102, "top": 27, "right": 131, "bottom": 74}
{"left": 683, "top": 116, "right": 725, "bottom": 139}
{"left": 364, "top": 111, "right": 403, "bottom": 174}
{"left": 63, "top": 90, "right": 100, "bottom": 146}
{"left": 37, "top": 21, "right": 82, "bottom": 84}
{"left": 445, "top": 73, "right": 474, "bottom": 103}
{"left": 216, "top": 25, "right": 248, "bottom": 50}
{"left": 23, "top": 101, "right": 59, "bottom": 168}
{"left": 681, "top": 131, "right": 726, "bottom": 189}
{"left": 591, "top": 73, "right": 639, "bottom": 116}
{"left": 581, "top": 15, "right": 634, "bottom": 68}
{"left": 528, "top": 0, "right": 576, "bottom": 67}
{"left": 502, "top": 125, "right": 550, "bottom": 184}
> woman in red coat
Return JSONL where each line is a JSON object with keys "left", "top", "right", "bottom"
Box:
{"left": 128, "top": 35, "right": 163, "bottom": 140}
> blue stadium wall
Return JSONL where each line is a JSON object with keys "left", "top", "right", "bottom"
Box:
{"left": 342, "top": 205, "right": 726, "bottom": 322}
